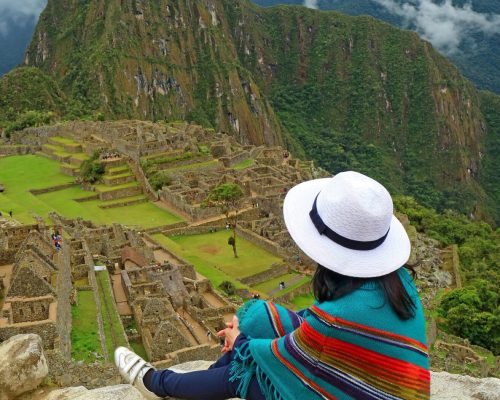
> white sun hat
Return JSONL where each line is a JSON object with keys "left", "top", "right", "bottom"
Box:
{"left": 283, "top": 171, "right": 410, "bottom": 278}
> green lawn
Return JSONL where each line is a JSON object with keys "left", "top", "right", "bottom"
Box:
{"left": 0, "top": 155, "right": 74, "bottom": 223}
{"left": 153, "top": 230, "right": 282, "bottom": 281}
{"left": 71, "top": 290, "right": 102, "bottom": 362}
{"left": 233, "top": 159, "right": 254, "bottom": 170}
{"left": 96, "top": 271, "right": 128, "bottom": 357}
{"left": 252, "top": 273, "right": 300, "bottom": 294}
{"left": 290, "top": 293, "right": 315, "bottom": 311}
{"left": 0, "top": 155, "right": 182, "bottom": 228}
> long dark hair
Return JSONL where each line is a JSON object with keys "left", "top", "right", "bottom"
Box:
{"left": 313, "top": 264, "right": 416, "bottom": 320}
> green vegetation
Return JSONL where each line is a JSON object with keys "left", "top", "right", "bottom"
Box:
{"left": 80, "top": 151, "right": 105, "bottom": 183}
{"left": 395, "top": 196, "right": 499, "bottom": 354}
{"left": 71, "top": 290, "right": 101, "bottom": 362}
{"left": 152, "top": 230, "right": 281, "bottom": 281}
{"left": 290, "top": 293, "right": 315, "bottom": 311}
{"left": 96, "top": 271, "right": 129, "bottom": 356}
{"left": 0, "top": 155, "right": 182, "bottom": 228}
{"left": 204, "top": 183, "right": 245, "bottom": 257}
{"left": 233, "top": 159, "right": 255, "bottom": 170}
{"left": 1, "top": 0, "right": 498, "bottom": 223}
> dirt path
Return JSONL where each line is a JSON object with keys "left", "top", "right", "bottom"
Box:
{"left": 202, "top": 291, "right": 225, "bottom": 308}
{"left": 110, "top": 274, "right": 132, "bottom": 316}
{"left": 153, "top": 249, "right": 180, "bottom": 266}
{"left": 181, "top": 311, "right": 211, "bottom": 345}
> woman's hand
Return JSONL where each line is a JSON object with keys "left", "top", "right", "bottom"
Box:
{"left": 217, "top": 315, "right": 241, "bottom": 353}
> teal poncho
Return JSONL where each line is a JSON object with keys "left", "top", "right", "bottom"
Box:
{"left": 230, "top": 268, "right": 430, "bottom": 400}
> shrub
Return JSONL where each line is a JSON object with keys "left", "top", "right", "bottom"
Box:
{"left": 218, "top": 281, "right": 236, "bottom": 296}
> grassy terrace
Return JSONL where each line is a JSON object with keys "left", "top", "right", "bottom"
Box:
{"left": 71, "top": 290, "right": 101, "bottom": 362}
{"left": 152, "top": 230, "right": 282, "bottom": 289}
{"left": 96, "top": 271, "right": 128, "bottom": 357}
{"left": 0, "top": 155, "right": 182, "bottom": 228}
{"left": 233, "top": 159, "right": 254, "bottom": 170}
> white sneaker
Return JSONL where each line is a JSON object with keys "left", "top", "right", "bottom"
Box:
{"left": 114, "top": 347, "right": 161, "bottom": 400}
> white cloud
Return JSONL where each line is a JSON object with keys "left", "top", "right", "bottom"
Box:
{"left": 374, "top": 0, "right": 500, "bottom": 54}
{"left": 0, "top": 0, "right": 47, "bottom": 36}
{"left": 304, "top": 0, "right": 319, "bottom": 9}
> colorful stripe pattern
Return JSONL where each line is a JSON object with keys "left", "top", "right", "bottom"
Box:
{"left": 265, "top": 300, "right": 303, "bottom": 337}
{"left": 267, "top": 314, "right": 430, "bottom": 400}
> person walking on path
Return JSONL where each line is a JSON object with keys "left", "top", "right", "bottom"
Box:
{"left": 115, "top": 171, "right": 430, "bottom": 400}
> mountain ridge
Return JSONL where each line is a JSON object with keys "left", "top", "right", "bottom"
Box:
{"left": 1, "top": 0, "right": 499, "bottom": 223}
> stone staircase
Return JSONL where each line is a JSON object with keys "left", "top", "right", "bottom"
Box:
{"left": 40, "top": 136, "right": 90, "bottom": 177}
{"left": 93, "top": 161, "right": 146, "bottom": 206}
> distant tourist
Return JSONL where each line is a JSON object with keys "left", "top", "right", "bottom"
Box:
{"left": 115, "top": 171, "right": 430, "bottom": 400}
{"left": 8, "top": 210, "right": 12, "bottom": 218}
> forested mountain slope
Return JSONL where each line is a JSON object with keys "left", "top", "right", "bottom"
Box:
{"left": 1, "top": 0, "right": 498, "bottom": 223}
{"left": 253, "top": 0, "right": 500, "bottom": 94}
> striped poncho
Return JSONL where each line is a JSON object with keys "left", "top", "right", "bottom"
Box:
{"left": 229, "top": 268, "right": 430, "bottom": 400}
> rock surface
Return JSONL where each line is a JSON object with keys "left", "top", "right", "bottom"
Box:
{"left": 431, "top": 371, "right": 500, "bottom": 400}
{"left": 0, "top": 334, "right": 49, "bottom": 399}
{"left": 43, "top": 385, "right": 144, "bottom": 400}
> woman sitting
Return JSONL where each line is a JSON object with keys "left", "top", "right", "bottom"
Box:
{"left": 115, "top": 171, "right": 430, "bottom": 399}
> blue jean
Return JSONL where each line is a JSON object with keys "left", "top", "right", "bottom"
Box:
{"left": 145, "top": 338, "right": 265, "bottom": 400}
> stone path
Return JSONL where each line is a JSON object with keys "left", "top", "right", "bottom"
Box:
{"left": 110, "top": 274, "right": 132, "bottom": 316}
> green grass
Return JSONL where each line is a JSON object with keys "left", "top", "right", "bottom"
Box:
{"left": 103, "top": 171, "right": 133, "bottom": 180}
{"left": 153, "top": 230, "right": 282, "bottom": 281}
{"left": 96, "top": 271, "right": 128, "bottom": 357}
{"left": 94, "top": 182, "right": 140, "bottom": 192}
{"left": 50, "top": 136, "right": 80, "bottom": 145}
{"left": 161, "top": 160, "right": 219, "bottom": 173}
{"left": 0, "top": 155, "right": 183, "bottom": 228}
{"left": 0, "top": 155, "right": 74, "bottom": 223}
{"left": 107, "top": 165, "right": 130, "bottom": 173}
{"left": 70, "top": 153, "right": 89, "bottom": 160}
{"left": 290, "top": 293, "right": 315, "bottom": 311}
{"left": 71, "top": 290, "right": 102, "bottom": 362}
{"left": 233, "top": 159, "right": 255, "bottom": 170}
{"left": 252, "top": 273, "right": 299, "bottom": 293}
{"left": 130, "top": 340, "right": 149, "bottom": 361}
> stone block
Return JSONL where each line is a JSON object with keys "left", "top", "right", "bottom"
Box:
{"left": 0, "top": 334, "right": 49, "bottom": 399}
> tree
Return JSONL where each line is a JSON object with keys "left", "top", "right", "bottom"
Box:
{"left": 204, "top": 183, "right": 244, "bottom": 257}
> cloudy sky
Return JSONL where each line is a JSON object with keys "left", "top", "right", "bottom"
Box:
{"left": 0, "top": 0, "right": 47, "bottom": 36}
{"left": 373, "top": 0, "right": 500, "bottom": 54}
{"left": 302, "top": 0, "right": 500, "bottom": 54}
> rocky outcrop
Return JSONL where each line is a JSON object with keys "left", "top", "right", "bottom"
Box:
{"left": 0, "top": 334, "right": 49, "bottom": 399}
{"left": 431, "top": 371, "right": 500, "bottom": 400}
{"left": 43, "top": 385, "right": 144, "bottom": 400}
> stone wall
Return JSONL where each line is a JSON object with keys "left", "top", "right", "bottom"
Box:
{"left": 0, "top": 144, "right": 36, "bottom": 155}
{"left": 11, "top": 298, "right": 53, "bottom": 323}
{"left": 29, "top": 183, "right": 77, "bottom": 195}
{"left": 153, "top": 344, "right": 221, "bottom": 369}
{"left": 241, "top": 263, "right": 289, "bottom": 286}
{"left": 272, "top": 280, "right": 312, "bottom": 303}
{"left": 56, "top": 245, "right": 73, "bottom": 359}
{"left": 235, "top": 226, "right": 287, "bottom": 259}
{"left": 98, "top": 186, "right": 142, "bottom": 201}
{"left": 0, "top": 321, "right": 57, "bottom": 349}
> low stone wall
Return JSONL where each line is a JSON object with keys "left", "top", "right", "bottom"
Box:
{"left": 29, "top": 183, "right": 77, "bottom": 195}
{"left": 272, "top": 280, "right": 312, "bottom": 303}
{"left": 0, "top": 144, "right": 36, "bottom": 155}
{"left": 241, "top": 263, "right": 289, "bottom": 286}
{"left": 235, "top": 227, "right": 286, "bottom": 259}
{"left": 145, "top": 221, "right": 188, "bottom": 235}
{"left": 0, "top": 249, "right": 16, "bottom": 265}
{"left": 55, "top": 245, "right": 73, "bottom": 359}
{"left": 74, "top": 194, "right": 100, "bottom": 202}
{"left": 153, "top": 344, "right": 221, "bottom": 369}
{"left": 163, "top": 225, "right": 221, "bottom": 236}
{"left": 0, "top": 321, "right": 57, "bottom": 349}
{"left": 99, "top": 197, "right": 147, "bottom": 209}
{"left": 98, "top": 186, "right": 142, "bottom": 201}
